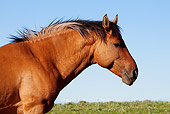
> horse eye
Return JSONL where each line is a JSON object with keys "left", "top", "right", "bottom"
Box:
{"left": 114, "top": 43, "right": 120, "bottom": 47}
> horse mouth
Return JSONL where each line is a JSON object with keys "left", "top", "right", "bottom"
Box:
{"left": 122, "top": 72, "right": 133, "bottom": 86}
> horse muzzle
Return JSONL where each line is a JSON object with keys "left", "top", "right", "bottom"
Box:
{"left": 122, "top": 69, "right": 138, "bottom": 86}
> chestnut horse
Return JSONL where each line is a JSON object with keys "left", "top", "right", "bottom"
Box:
{"left": 0, "top": 14, "right": 138, "bottom": 114}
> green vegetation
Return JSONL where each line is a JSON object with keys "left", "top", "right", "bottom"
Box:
{"left": 47, "top": 101, "right": 170, "bottom": 114}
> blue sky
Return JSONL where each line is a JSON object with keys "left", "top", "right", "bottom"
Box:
{"left": 0, "top": 0, "right": 170, "bottom": 103}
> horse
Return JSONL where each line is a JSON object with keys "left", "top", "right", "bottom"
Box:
{"left": 0, "top": 14, "right": 138, "bottom": 114}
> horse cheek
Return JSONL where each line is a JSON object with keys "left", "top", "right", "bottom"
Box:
{"left": 94, "top": 46, "right": 115, "bottom": 68}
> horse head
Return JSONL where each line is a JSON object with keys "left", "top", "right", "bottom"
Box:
{"left": 94, "top": 14, "right": 138, "bottom": 86}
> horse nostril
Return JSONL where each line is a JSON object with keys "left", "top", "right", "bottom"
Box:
{"left": 132, "top": 69, "right": 138, "bottom": 80}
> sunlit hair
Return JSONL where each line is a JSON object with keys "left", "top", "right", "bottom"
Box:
{"left": 10, "top": 19, "right": 121, "bottom": 43}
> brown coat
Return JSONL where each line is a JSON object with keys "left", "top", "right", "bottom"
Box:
{"left": 0, "top": 14, "right": 138, "bottom": 114}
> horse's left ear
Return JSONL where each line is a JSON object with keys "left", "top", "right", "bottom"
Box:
{"left": 102, "top": 14, "right": 110, "bottom": 31}
{"left": 112, "top": 14, "right": 118, "bottom": 24}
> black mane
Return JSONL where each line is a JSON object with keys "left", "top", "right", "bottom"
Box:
{"left": 10, "top": 19, "right": 121, "bottom": 43}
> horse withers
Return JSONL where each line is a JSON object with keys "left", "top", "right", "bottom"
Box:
{"left": 0, "top": 14, "right": 138, "bottom": 114}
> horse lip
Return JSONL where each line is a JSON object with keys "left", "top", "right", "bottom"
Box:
{"left": 122, "top": 72, "right": 133, "bottom": 86}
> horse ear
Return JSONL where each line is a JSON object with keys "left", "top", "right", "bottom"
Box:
{"left": 102, "top": 14, "right": 110, "bottom": 31}
{"left": 112, "top": 14, "right": 118, "bottom": 24}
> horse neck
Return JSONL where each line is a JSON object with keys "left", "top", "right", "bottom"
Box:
{"left": 27, "top": 29, "right": 96, "bottom": 84}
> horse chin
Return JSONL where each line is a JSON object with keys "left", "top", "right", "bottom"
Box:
{"left": 109, "top": 68, "right": 134, "bottom": 86}
{"left": 122, "top": 73, "right": 133, "bottom": 86}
